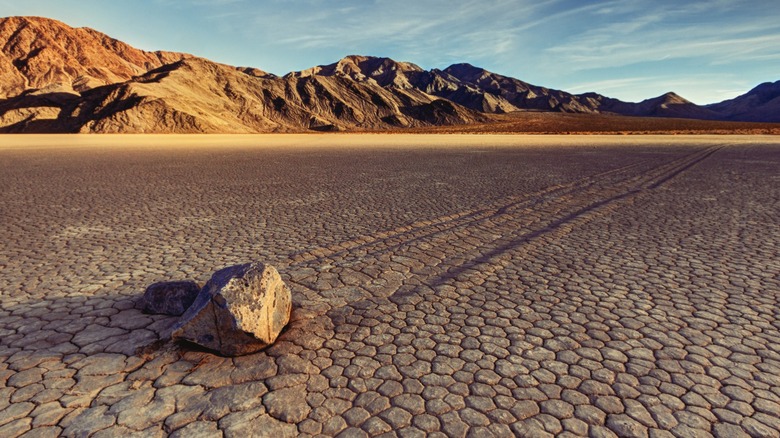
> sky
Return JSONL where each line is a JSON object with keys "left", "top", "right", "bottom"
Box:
{"left": 2, "top": 0, "right": 778, "bottom": 104}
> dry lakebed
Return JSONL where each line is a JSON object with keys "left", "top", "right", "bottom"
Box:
{"left": 1, "top": 134, "right": 779, "bottom": 437}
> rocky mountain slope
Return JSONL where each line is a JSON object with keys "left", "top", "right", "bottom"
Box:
{"left": 79, "top": 57, "right": 487, "bottom": 133}
{"left": 0, "top": 16, "right": 776, "bottom": 133}
{"left": 0, "top": 16, "right": 189, "bottom": 98}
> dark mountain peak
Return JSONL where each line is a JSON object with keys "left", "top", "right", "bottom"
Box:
{"left": 338, "top": 55, "right": 423, "bottom": 72}
{"left": 286, "top": 55, "right": 423, "bottom": 88}
{"left": 750, "top": 80, "right": 780, "bottom": 91}
{"left": 705, "top": 79, "right": 780, "bottom": 122}
{"left": 741, "top": 80, "right": 780, "bottom": 104}
{"left": 619, "top": 91, "right": 721, "bottom": 119}
{"left": 443, "top": 63, "right": 507, "bottom": 87}
{"left": 708, "top": 80, "right": 780, "bottom": 109}
{"left": 653, "top": 92, "right": 691, "bottom": 105}
{"left": 444, "top": 63, "right": 486, "bottom": 76}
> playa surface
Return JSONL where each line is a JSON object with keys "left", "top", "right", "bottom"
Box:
{"left": 1, "top": 134, "right": 779, "bottom": 437}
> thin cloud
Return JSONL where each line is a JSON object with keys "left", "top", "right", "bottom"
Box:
{"left": 543, "top": 2, "right": 780, "bottom": 71}
{"left": 547, "top": 29, "right": 780, "bottom": 69}
{"left": 233, "top": 2, "right": 542, "bottom": 49}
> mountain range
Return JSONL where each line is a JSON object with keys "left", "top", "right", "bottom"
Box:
{"left": 1, "top": 16, "right": 778, "bottom": 133}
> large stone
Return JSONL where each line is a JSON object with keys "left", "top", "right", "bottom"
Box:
{"left": 171, "top": 263, "right": 292, "bottom": 356}
{"left": 141, "top": 281, "right": 201, "bottom": 316}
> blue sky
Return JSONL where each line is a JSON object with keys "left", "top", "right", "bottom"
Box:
{"left": 2, "top": 0, "right": 778, "bottom": 104}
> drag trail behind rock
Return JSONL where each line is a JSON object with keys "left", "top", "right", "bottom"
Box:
{"left": 0, "top": 135, "right": 778, "bottom": 437}
{"left": 287, "top": 145, "right": 724, "bottom": 310}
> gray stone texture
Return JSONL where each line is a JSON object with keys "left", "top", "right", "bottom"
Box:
{"left": 141, "top": 281, "right": 200, "bottom": 316}
{"left": 172, "top": 263, "right": 292, "bottom": 356}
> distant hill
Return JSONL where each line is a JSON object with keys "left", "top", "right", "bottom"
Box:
{"left": 0, "top": 16, "right": 776, "bottom": 133}
{"left": 706, "top": 81, "right": 780, "bottom": 123}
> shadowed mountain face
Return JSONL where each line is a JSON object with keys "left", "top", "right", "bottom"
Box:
{"left": 706, "top": 81, "right": 780, "bottom": 122}
{"left": 443, "top": 63, "right": 596, "bottom": 113}
{"left": 575, "top": 92, "right": 722, "bottom": 120}
{"left": 0, "top": 16, "right": 776, "bottom": 133}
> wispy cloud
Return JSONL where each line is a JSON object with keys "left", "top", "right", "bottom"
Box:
{"left": 193, "top": 0, "right": 560, "bottom": 70}
{"left": 543, "top": 1, "right": 780, "bottom": 69}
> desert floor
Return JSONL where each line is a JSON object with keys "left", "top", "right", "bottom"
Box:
{"left": 1, "top": 134, "right": 779, "bottom": 437}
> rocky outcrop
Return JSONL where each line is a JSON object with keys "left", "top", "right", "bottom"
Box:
{"left": 171, "top": 263, "right": 292, "bottom": 356}
{"left": 141, "top": 281, "right": 201, "bottom": 316}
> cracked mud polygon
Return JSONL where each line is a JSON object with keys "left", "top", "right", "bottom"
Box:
{"left": 1, "top": 134, "right": 778, "bottom": 437}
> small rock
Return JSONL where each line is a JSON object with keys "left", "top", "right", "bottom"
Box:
{"left": 172, "top": 263, "right": 292, "bottom": 356}
{"left": 141, "top": 281, "right": 200, "bottom": 316}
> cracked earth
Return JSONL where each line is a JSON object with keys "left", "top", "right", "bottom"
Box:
{"left": 1, "top": 134, "right": 779, "bottom": 437}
